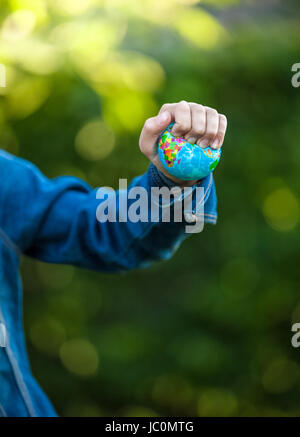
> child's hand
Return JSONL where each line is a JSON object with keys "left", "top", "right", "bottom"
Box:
{"left": 139, "top": 101, "right": 227, "bottom": 185}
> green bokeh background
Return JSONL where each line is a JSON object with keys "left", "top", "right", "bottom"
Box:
{"left": 1, "top": 0, "right": 300, "bottom": 417}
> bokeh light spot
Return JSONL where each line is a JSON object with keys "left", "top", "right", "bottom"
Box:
{"left": 20, "top": 40, "right": 61, "bottom": 75}
{"left": 263, "top": 188, "right": 300, "bottom": 232}
{"left": 7, "top": 77, "right": 50, "bottom": 118}
{"left": 75, "top": 120, "right": 115, "bottom": 161}
{"left": 10, "top": 0, "right": 48, "bottom": 26}
{"left": 262, "top": 359, "right": 299, "bottom": 394}
{"left": 103, "top": 91, "right": 157, "bottom": 133}
{"left": 1, "top": 9, "right": 36, "bottom": 41}
{"left": 90, "top": 52, "right": 165, "bottom": 93}
{"left": 197, "top": 388, "right": 238, "bottom": 417}
{"left": 60, "top": 338, "right": 99, "bottom": 376}
{"left": 173, "top": 8, "right": 225, "bottom": 49}
{"left": 50, "top": 0, "right": 96, "bottom": 16}
{"left": 30, "top": 317, "right": 66, "bottom": 356}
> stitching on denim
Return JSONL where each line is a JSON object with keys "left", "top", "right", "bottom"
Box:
{"left": 204, "top": 217, "right": 217, "bottom": 224}
{"left": 204, "top": 213, "right": 217, "bottom": 218}
{"left": 0, "top": 309, "right": 36, "bottom": 417}
{"left": 0, "top": 227, "right": 21, "bottom": 256}
{"left": 5, "top": 346, "right": 36, "bottom": 417}
{"left": 191, "top": 212, "right": 217, "bottom": 218}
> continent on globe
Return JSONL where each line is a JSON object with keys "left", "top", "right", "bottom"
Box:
{"left": 157, "top": 123, "right": 221, "bottom": 181}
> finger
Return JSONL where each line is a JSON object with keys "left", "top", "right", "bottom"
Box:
{"left": 211, "top": 114, "right": 227, "bottom": 149}
{"left": 185, "top": 103, "right": 206, "bottom": 144}
{"left": 198, "top": 107, "right": 219, "bottom": 148}
{"left": 159, "top": 101, "right": 191, "bottom": 137}
{"left": 171, "top": 100, "right": 191, "bottom": 137}
{"left": 139, "top": 111, "right": 171, "bottom": 159}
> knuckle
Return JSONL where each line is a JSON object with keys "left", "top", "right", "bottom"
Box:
{"left": 206, "top": 107, "right": 218, "bottom": 117}
{"left": 218, "top": 117, "right": 227, "bottom": 136}
{"left": 160, "top": 103, "right": 169, "bottom": 111}
{"left": 144, "top": 118, "right": 154, "bottom": 131}
{"left": 195, "top": 104, "right": 205, "bottom": 112}
{"left": 178, "top": 100, "right": 190, "bottom": 110}
{"left": 190, "top": 102, "right": 204, "bottom": 110}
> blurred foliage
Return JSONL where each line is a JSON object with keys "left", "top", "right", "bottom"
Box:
{"left": 1, "top": 0, "right": 300, "bottom": 417}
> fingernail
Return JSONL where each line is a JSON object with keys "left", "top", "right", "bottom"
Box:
{"left": 199, "top": 139, "right": 209, "bottom": 148}
{"left": 186, "top": 137, "right": 196, "bottom": 144}
{"left": 212, "top": 139, "right": 219, "bottom": 149}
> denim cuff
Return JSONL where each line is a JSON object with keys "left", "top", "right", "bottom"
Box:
{"left": 148, "top": 162, "right": 217, "bottom": 225}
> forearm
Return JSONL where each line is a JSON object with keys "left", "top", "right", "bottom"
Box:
{"left": 27, "top": 164, "right": 216, "bottom": 272}
{"left": 0, "top": 149, "right": 216, "bottom": 272}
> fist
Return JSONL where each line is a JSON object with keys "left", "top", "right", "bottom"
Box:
{"left": 139, "top": 101, "right": 227, "bottom": 185}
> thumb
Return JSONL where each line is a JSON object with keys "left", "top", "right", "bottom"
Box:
{"left": 139, "top": 111, "right": 171, "bottom": 159}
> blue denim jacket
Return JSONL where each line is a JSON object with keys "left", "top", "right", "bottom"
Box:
{"left": 0, "top": 149, "right": 217, "bottom": 417}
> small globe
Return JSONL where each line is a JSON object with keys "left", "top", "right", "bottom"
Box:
{"left": 157, "top": 123, "right": 221, "bottom": 181}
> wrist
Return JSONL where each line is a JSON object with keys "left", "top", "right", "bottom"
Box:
{"left": 150, "top": 158, "right": 196, "bottom": 188}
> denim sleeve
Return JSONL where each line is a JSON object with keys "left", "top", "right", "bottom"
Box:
{"left": 0, "top": 150, "right": 217, "bottom": 272}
